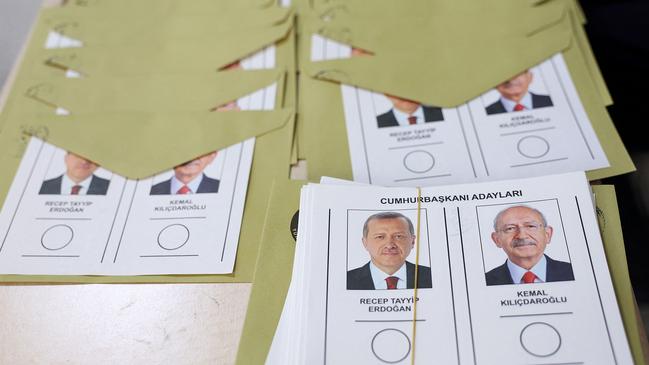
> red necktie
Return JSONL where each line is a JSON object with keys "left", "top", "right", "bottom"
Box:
{"left": 514, "top": 103, "right": 525, "bottom": 111}
{"left": 70, "top": 185, "right": 82, "bottom": 195}
{"left": 407, "top": 116, "right": 417, "bottom": 125}
{"left": 522, "top": 271, "right": 537, "bottom": 284}
{"left": 385, "top": 276, "right": 399, "bottom": 289}
{"left": 176, "top": 185, "right": 191, "bottom": 194}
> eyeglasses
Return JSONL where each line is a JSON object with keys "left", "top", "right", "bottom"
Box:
{"left": 498, "top": 223, "right": 544, "bottom": 235}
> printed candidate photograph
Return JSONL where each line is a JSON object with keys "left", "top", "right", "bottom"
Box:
{"left": 476, "top": 201, "right": 575, "bottom": 286}
{"left": 347, "top": 210, "right": 433, "bottom": 290}
{"left": 482, "top": 68, "right": 554, "bottom": 116}
{"left": 149, "top": 150, "right": 223, "bottom": 196}
{"left": 374, "top": 93, "right": 445, "bottom": 129}
{"left": 38, "top": 148, "right": 112, "bottom": 196}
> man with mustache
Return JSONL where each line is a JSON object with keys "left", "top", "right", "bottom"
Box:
{"left": 347, "top": 212, "right": 432, "bottom": 290}
{"left": 486, "top": 205, "right": 574, "bottom": 286}
{"left": 485, "top": 70, "right": 553, "bottom": 115}
{"left": 150, "top": 151, "right": 220, "bottom": 195}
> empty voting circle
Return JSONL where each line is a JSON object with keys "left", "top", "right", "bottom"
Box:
{"left": 517, "top": 135, "right": 550, "bottom": 159}
{"left": 157, "top": 224, "right": 190, "bottom": 250}
{"left": 41, "top": 224, "right": 74, "bottom": 251}
{"left": 519, "top": 322, "right": 562, "bottom": 357}
{"left": 371, "top": 328, "right": 411, "bottom": 364}
{"left": 403, "top": 150, "right": 435, "bottom": 174}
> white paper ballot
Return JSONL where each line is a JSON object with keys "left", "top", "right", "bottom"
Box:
{"left": 311, "top": 37, "right": 609, "bottom": 186}
{"left": 0, "top": 81, "right": 277, "bottom": 275}
{"left": 0, "top": 137, "right": 252, "bottom": 275}
{"left": 272, "top": 172, "right": 632, "bottom": 364}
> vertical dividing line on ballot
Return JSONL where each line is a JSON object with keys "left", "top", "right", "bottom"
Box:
{"left": 411, "top": 187, "right": 422, "bottom": 365}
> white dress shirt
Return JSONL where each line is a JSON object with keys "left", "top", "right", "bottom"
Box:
{"left": 170, "top": 174, "right": 204, "bottom": 195}
{"left": 370, "top": 262, "right": 408, "bottom": 289}
{"left": 500, "top": 92, "right": 533, "bottom": 112}
{"left": 507, "top": 255, "right": 547, "bottom": 283}
{"left": 61, "top": 174, "right": 92, "bottom": 195}
{"left": 392, "top": 106, "right": 426, "bottom": 127}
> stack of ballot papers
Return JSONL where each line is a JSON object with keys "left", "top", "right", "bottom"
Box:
{"left": 265, "top": 172, "right": 634, "bottom": 364}
{"left": 0, "top": 0, "right": 296, "bottom": 279}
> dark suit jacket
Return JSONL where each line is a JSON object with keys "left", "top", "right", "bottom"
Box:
{"left": 485, "top": 93, "right": 554, "bottom": 115}
{"left": 376, "top": 106, "right": 444, "bottom": 128}
{"left": 347, "top": 261, "right": 433, "bottom": 290}
{"left": 485, "top": 255, "right": 574, "bottom": 286}
{"left": 150, "top": 174, "right": 220, "bottom": 195}
{"left": 39, "top": 174, "right": 110, "bottom": 195}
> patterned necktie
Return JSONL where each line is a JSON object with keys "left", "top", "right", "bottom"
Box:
{"left": 407, "top": 115, "right": 417, "bottom": 125}
{"left": 385, "top": 276, "right": 399, "bottom": 289}
{"left": 176, "top": 185, "right": 191, "bottom": 194}
{"left": 514, "top": 103, "right": 525, "bottom": 112}
{"left": 70, "top": 185, "right": 82, "bottom": 195}
{"left": 522, "top": 271, "right": 537, "bottom": 284}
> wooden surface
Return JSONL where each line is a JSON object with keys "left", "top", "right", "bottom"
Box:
{"left": 0, "top": 284, "right": 251, "bottom": 364}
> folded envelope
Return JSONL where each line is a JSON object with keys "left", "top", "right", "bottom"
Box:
{"left": 35, "top": 5, "right": 293, "bottom": 46}
{"left": 298, "top": 3, "right": 610, "bottom": 107}
{"left": 304, "top": 0, "right": 566, "bottom": 52}
{"left": 59, "top": 0, "right": 281, "bottom": 13}
{"left": 303, "top": 10, "right": 571, "bottom": 107}
{"left": 4, "top": 69, "right": 284, "bottom": 115}
{"left": 22, "top": 20, "right": 293, "bottom": 79}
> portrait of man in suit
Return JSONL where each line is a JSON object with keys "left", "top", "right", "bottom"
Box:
{"left": 150, "top": 151, "right": 220, "bottom": 195}
{"left": 485, "top": 70, "right": 554, "bottom": 115}
{"left": 376, "top": 94, "right": 444, "bottom": 128}
{"left": 39, "top": 152, "right": 110, "bottom": 196}
{"left": 486, "top": 205, "right": 574, "bottom": 286}
{"left": 347, "top": 212, "right": 432, "bottom": 290}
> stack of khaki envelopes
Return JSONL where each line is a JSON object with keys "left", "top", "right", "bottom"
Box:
{"left": 237, "top": 0, "right": 645, "bottom": 364}
{"left": 0, "top": 0, "right": 296, "bottom": 282}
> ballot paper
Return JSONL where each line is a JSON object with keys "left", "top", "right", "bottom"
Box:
{"left": 269, "top": 172, "right": 632, "bottom": 364}
{"left": 0, "top": 82, "right": 277, "bottom": 275}
{"left": 311, "top": 37, "right": 609, "bottom": 186}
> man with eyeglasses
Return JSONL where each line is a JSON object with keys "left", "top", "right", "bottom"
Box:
{"left": 347, "top": 212, "right": 432, "bottom": 290}
{"left": 486, "top": 205, "right": 574, "bottom": 286}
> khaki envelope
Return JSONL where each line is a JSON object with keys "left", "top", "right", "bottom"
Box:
{"left": 235, "top": 179, "right": 304, "bottom": 365}
{"left": 302, "top": 13, "right": 572, "bottom": 107}
{"left": 4, "top": 69, "right": 284, "bottom": 115}
{"left": 35, "top": 5, "right": 293, "bottom": 46}
{"left": 593, "top": 185, "right": 646, "bottom": 365}
{"left": 59, "top": 0, "right": 282, "bottom": 13}
{"left": 22, "top": 20, "right": 294, "bottom": 79}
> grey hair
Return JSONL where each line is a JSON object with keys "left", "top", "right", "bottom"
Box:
{"left": 363, "top": 212, "right": 414, "bottom": 237}
{"left": 493, "top": 205, "right": 548, "bottom": 231}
